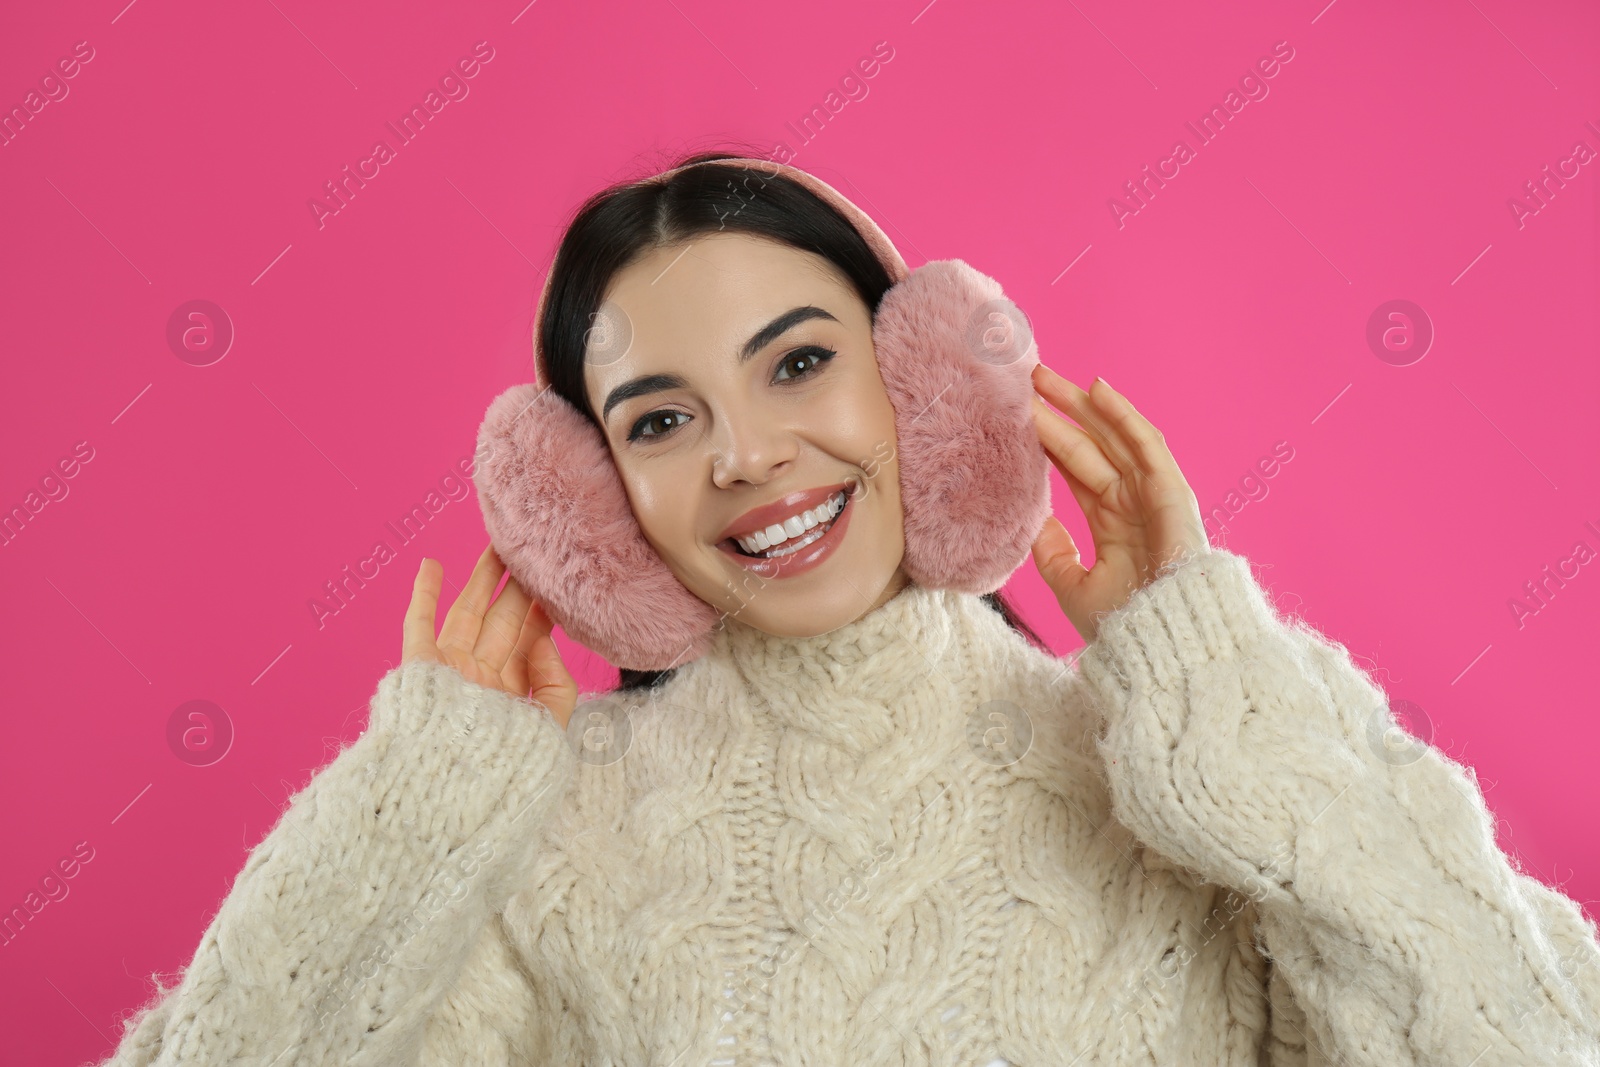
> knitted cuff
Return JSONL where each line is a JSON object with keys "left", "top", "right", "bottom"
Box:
{"left": 1076, "top": 548, "right": 1274, "bottom": 706}
{"left": 364, "top": 657, "right": 577, "bottom": 850}
{"left": 368, "top": 656, "right": 565, "bottom": 736}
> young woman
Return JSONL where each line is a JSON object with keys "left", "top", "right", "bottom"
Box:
{"left": 98, "top": 153, "right": 1599, "bottom": 1066}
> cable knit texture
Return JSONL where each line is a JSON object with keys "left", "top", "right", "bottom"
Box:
{"left": 92, "top": 550, "right": 1600, "bottom": 1066}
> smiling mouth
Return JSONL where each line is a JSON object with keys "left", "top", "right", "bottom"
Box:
{"left": 721, "top": 485, "right": 854, "bottom": 559}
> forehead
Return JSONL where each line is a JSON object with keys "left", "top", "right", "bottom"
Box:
{"left": 618, "top": 233, "right": 854, "bottom": 330}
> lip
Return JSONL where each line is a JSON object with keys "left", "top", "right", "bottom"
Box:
{"left": 714, "top": 481, "right": 858, "bottom": 580}
{"left": 717, "top": 480, "right": 856, "bottom": 543}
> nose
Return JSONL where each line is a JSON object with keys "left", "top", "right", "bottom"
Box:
{"left": 709, "top": 404, "right": 797, "bottom": 490}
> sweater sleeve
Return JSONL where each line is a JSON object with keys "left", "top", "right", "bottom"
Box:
{"left": 1072, "top": 548, "right": 1600, "bottom": 1066}
{"left": 91, "top": 657, "right": 578, "bottom": 1067}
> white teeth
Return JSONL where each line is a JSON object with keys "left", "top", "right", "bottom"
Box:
{"left": 762, "top": 523, "right": 828, "bottom": 558}
{"left": 734, "top": 491, "right": 846, "bottom": 556}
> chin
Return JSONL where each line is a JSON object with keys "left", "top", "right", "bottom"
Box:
{"left": 714, "top": 559, "right": 902, "bottom": 639}
{"left": 730, "top": 596, "right": 863, "bottom": 639}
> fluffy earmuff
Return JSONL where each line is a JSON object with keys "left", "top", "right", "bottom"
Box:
{"left": 474, "top": 160, "right": 1051, "bottom": 671}
{"left": 474, "top": 384, "right": 723, "bottom": 672}
{"left": 874, "top": 260, "right": 1051, "bottom": 595}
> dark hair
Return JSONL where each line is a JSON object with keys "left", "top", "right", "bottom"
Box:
{"left": 539, "top": 145, "right": 1049, "bottom": 690}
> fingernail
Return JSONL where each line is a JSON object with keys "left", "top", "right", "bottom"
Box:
{"left": 1094, "top": 375, "right": 1109, "bottom": 388}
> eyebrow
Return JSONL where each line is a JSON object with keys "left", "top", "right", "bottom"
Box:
{"left": 600, "top": 305, "right": 840, "bottom": 425}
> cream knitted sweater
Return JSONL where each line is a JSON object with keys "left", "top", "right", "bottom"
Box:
{"left": 94, "top": 550, "right": 1600, "bottom": 1066}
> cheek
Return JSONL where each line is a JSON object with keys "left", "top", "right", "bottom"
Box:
{"left": 817, "top": 412, "right": 901, "bottom": 532}
{"left": 830, "top": 361, "right": 900, "bottom": 472}
{"left": 618, "top": 468, "right": 699, "bottom": 556}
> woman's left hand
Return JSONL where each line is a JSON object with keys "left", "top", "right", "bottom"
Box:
{"left": 1028, "top": 363, "right": 1210, "bottom": 643}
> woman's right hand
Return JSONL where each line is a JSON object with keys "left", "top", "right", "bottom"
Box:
{"left": 402, "top": 544, "right": 578, "bottom": 730}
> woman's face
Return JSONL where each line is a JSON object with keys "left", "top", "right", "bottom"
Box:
{"left": 583, "top": 231, "right": 910, "bottom": 638}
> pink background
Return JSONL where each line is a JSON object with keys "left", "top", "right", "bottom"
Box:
{"left": 3, "top": 1, "right": 1597, "bottom": 1062}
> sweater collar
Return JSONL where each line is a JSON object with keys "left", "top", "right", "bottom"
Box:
{"left": 708, "top": 581, "right": 1015, "bottom": 747}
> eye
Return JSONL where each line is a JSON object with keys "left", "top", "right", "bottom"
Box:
{"left": 627, "top": 409, "right": 690, "bottom": 443}
{"left": 774, "top": 345, "right": 837, "bottom": 383}
{"left": 624, "top": 346, "right": 837, "bottom": 445}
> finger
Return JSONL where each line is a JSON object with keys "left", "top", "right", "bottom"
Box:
{"left": 1032, "top": 395, "right": 1120, "bottom": 497}
{"left": 526, "top": 627, "right": 577, "bottom": 718}
{"left": 402, "top": 558, "right": 443, "bottom": 664}
{"left": 437, "top": 544, "right": 503, "bottom": 656}
{"left": 1031, "top": 515, "right": 1090, "bottom": 612}
{"left": 1032, "top": 364, "right": 1145, "bottom": 483}
{"left": 1049, "top": 440, "right": 1119, "bottom": 539}
{"left": 1086, "top": 378, "right": 1186, "bottom": 488}
{"left": 474, "top": 559, "right": 534, "bottom": 674}
{"left": 515, "top": 600, "right": 577, "bottom": 719}
{"left": 1044, "top": 436, "right": 1146, "bottom": 576}
{"left": 501, "top": 596, "right": 552, "bottom": 695}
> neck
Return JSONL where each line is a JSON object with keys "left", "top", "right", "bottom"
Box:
{"left": 707, "top": 581, "right": 1026, "bottom": 750}
{"left": 863, "top": 563, "right": 914, "bottom": 615}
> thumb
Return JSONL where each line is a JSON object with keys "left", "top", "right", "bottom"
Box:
{"left": 1032, "top": 515, "right": 1088, "bottom": 594}
{"left": 527, "top": 631, "right": 578, "bottom": 729}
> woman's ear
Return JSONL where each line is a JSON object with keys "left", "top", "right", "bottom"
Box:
{"left": 474, "top": 383, "right": 722, "bottom": 671}
{"left": 871, "top": 259, "right": 1052, "bottom": 595}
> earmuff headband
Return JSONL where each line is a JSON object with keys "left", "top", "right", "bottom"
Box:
{"left": 529, "top": 158, "right": 910, "bottom": 389}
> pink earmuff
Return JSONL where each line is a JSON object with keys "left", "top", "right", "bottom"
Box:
{"left": 474, "top": 159, "right": 1051, "bottom": 671}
